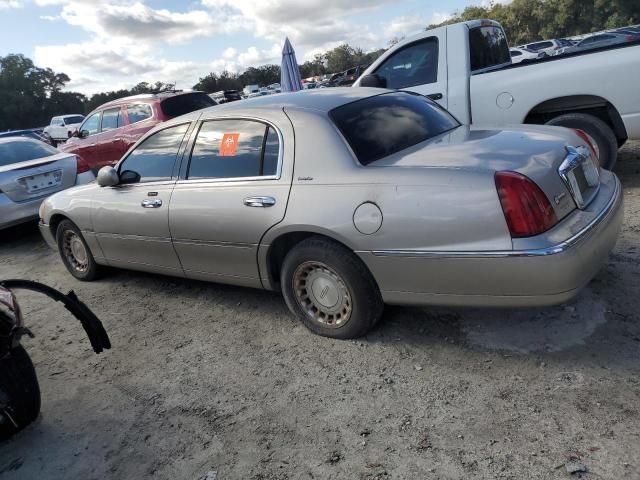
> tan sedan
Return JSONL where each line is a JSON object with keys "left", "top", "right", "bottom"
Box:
{"left": 38, "top": 88, "right": 623, "bottom": 338}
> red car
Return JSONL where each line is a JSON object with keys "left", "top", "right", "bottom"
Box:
{"left": 61, "top": 91, "right": 216, "bottom": 170}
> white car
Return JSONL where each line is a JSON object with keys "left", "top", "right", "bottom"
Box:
{"left": 43, "top": 115, "right": 85, "bottom": 144}
{"left": 517, "top": 38, "right": 573, "bottom": 56}
{"left": 509, "top": 47, "right": 545, "bottom": 63}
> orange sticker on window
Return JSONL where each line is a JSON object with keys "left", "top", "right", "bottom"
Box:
{"left": 220, "top": 133, "right": 240, "bottom": 156}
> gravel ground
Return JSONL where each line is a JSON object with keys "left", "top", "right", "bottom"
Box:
{"left": 0, "top": 143, "right": 639, "bottom": 480}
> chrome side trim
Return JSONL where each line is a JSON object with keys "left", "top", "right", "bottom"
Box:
{"left": 370, "top": 177, "right": 620, "bottom": 259}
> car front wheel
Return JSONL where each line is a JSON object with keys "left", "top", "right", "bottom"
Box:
{"left": 281, "top": 236, "right": 384, "bottom": 339}
{"left": 56, "top": 219, "right": 100, "bottom": 281}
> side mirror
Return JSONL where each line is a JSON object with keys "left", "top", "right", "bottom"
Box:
{"left": 97, "top": 166, "right": 119, "bottom": 187}
{"left": 359, "top": 74, "right": 387, "bottom": 89}
{"left": 119, "top": 170, "right": 141, "bottom": 185}
{"left": 79, "top": 129, "right": 89, "bottom": 139}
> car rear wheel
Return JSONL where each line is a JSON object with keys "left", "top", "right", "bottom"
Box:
{"left": 281, "top": 236, "right": 384, "bottom": 339}
{"left": 545, "top": 113, "right": 619, "bottom": 170}
{"left": 0, "top": 346, "right": 41, "bottom": 442}
{"left": 56, "top": 219, "right": 100, "bottom": 281}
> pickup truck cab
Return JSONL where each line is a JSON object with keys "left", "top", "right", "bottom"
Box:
{"left": 43, "top": 114, "right": 85, "bottom": 144}
{"left": 355, "top": 19, "right": 640, "bottom": 169}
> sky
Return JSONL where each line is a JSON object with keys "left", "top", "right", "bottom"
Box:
{"left": 0, "top": 0, "right": 492, "bottom": 95}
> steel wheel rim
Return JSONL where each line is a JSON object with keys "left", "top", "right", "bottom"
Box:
{"left": 62, "top": 230, "right": 88, "bottom": 273}
{"left": 292, "top": 261, "right": 352, "bottom": 328}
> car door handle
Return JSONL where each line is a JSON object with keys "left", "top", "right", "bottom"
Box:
{"left": 141, "top": 198, "right": 163, "bottom": 208}
{"left": 243, "top": 196, "right": 276, "bottom": 207}
{"left": 427, "top": 93, "right": 443, "bottom": 100}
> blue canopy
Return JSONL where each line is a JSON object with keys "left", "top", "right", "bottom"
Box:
{"left": 280, "top": 37, "right": 303, "bottom": 92}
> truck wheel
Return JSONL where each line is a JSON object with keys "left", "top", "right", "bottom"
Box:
{"left": 56, "top": 219, "right": 100, "bottom": 281}
{"left": 0, "top": 346, "right": 41, "bottom": 442}
{"left": 281, "top": 236, "right": 384, "bottom": 339}
{"left": 545, "top": 113, "right": 618, "bottom": 170}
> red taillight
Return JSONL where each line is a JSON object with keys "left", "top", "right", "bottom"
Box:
{"left": 76, "top": 156, "right": 90, "bottom": 174}
{"left": 495, "top": 171, "right": 558, "bottom": 238}
{"left": 573, "top": 129, "right": 597, "bottom": 159}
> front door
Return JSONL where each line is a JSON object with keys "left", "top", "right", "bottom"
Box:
{"left": 92, "top": 122, "right": 191, "bottom": 275}
{"left": 169, "top": 118, "right": 290, "bottom": 288}
{"left": 71, "top": 111, "right": 101, "bottom": 169}
{"left": 95, "top": 106, "right": 126, "bottom": 166}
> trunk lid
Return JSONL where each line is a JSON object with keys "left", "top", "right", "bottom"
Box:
{"left": 371, "top": 124, "right": 599, "bottom": 220}
{"left": 0, "top": 152, "right": 78, "bottom": 202}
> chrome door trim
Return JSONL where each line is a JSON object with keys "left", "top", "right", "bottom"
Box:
{"left": 370, "top": 177, "right": 620, "bottom": 259}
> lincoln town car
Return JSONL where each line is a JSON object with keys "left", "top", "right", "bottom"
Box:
{"left": 38, "top": 88, "right": 623, "bottom": 338}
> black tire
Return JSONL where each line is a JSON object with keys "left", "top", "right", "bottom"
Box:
{"left": 56, "top": 219, "right": 100, "bottom": 281}
{"left": 0, "top": 346, "right": 41, "bottom": 442}
{"left": 280, "top": 236, "right": 384, "bottom": 339}
{"left": 545, "top": 113, "right": 619, "bottom": 170}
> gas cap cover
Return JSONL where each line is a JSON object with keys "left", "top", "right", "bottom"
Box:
{"left": 353, "top": 202, "right": 383, "bottom": 235}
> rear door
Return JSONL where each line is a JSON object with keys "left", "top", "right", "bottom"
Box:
{"left": 91, "top": 122, "right": 191, "bottom": 274}
{"left": 169, "top": 117, "right": 290, "bottom": 288}
{"left": 95, "top": 106, "right": 125, "bottom": 166}
{"left": 370, "top": 34, "right": 447, "bottom": 108}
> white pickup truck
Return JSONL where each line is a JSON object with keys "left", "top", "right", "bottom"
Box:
{"left": 43, "top": 114, "right": 85, "bottom": 145}
{"left": 355, "top": 19, "right": 640, "bottom": 169}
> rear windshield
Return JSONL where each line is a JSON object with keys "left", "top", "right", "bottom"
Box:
{"left": 64, "top": 115, "right": 84, "bottom": 124}
{"left": 329, "top": 92, "right": 459, "bottom": 166}
{"left": 469, "top": 25, "right": 511, "bottom": 71}
{"left": 0, "top": 139, "right": 58, "bottom": 167}
{"left": 160, "top": 92, "right": 216, "bottom": 118}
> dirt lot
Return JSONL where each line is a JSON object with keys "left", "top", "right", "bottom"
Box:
{"left": 1, "top": 144, "right": 639, "bottom": 480}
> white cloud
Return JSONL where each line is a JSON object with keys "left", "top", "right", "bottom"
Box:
{"left": 0, "top": 0, "right": 22, "bottom": 9}
{"left": 384, "top": 15, "right": 427, "bottom": 39}
{"left": 430, "top": 11, "right": 452, "bottom": 25}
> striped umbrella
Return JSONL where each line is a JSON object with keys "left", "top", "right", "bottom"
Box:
{"left": 280, "top": 37, "right": 303, "bottom": 92}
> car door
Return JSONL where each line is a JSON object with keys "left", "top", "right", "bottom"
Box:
{"left": 91, "top": 122, "right": 191, "bottom": 275}
{"left": 121, "top": 103, "right": 156, "bottom": 153}
{"left": 95, "top": 106, "right": 125, "bottom": 166}
{"left": 371, "top": 35, "right": 447, "bottom": 108}
{"left": 169, "top": 117, "right": 290, "bottom": 288}
{"left": 73, "top": 111, "right": 102, "bottom": 169}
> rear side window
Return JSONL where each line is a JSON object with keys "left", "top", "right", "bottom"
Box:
{"left": 161, "top": 93, "right": 216, "bottom": 119}
{"left": 510, "top": 50, "right": 522, "bottom": 57}
{"left": 469, "top": 26, "right": 510, "bottom": 72}
{"left": 330, "top": 92, "right": 459, "bottom": 166}
{"left": 118, "top": 123, "right": 189, "bottom": 183}
{"left": 187, "top": 120, "right": 278, "bottom": 180}
{"left": 373, "top": 38, "right": 438, "bottom": 89}
{"left": 101, "top": 108, "right": 122, "bottom": 131}
{"left": 527, "top": 41, "right": 553, "bottom": 51}
{"left": 0, "top": 140, "right": 58, "bottom": 167}
{"left": 127, "top": 104, "right": 153, "bottom": 124}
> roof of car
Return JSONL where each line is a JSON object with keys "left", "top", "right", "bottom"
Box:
{"left": 199, "top": 87, "right": 388, "bottom": 116}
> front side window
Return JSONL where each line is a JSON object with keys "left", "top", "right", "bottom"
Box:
{"left": 101, "top": 108, "right": 122, "bottom": 131}
{"left": 80, "top": 112, "right": 101, "bottom": 136}
{"left": 127, "top": 104, "right": 153, "bottom": 124}
{"left": 187, "top": 120, "right": 278, "bottom": 180}
{"left": 330, "top": 92, "right": 460, "bottom": 166}
{"left": 374, "top": 38, "right": 438, "bottom": 89}
{"left": 118, "top": 123, "right": 189, "bottom": 183}
{"left": 469, "top": 26, "right": 511, "bottom": 71}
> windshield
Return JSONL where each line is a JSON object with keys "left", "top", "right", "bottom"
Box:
{"left": 329, "top": 92, "right": 460, "bottom": 166}
{"left": 0, "top": 139, "right": 58, "bottom": 167}
{"left": 63, "top": 115, "right": 84, "bottom": 125}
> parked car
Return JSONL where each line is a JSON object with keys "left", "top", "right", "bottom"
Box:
{"left": 509, "top": 47, "right": 545, "bottom": 63}
{"left": 0, "top": 137, "right": 94, "bottom": 230}
{"left": 210, "top": 90, "right": 241, "bottom": 104}
{"left": 43, "top": 114, "right": 85, "bottom": 145}
{"left": 334, "top": 65, "right": 369, "bottom": 87}
{"left": 517, "top": 38, "right": 572, "bottom": 56}
{"left": 39, "top": 89, "right": 622, "bottom": 339}
{"left": 0, "top": 128, "right": 53, "bottom": 145}
{"left": 558, "top": 32, "right": 638, "bottom": 54}
{"left": 59, "top": 91, "right": 216, "bottom": 171}
{"left": 355, "top": 19, "right": 640, "bottom": 170}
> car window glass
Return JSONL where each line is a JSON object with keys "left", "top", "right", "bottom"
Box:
{"left": 469, "top": 26, "right": 511, "bottom": 71}
{"left": 188, "top": 120, "right": 274, "bottom": 179}
{"left": 64, "top": 115, "right": 84, "bottom": 125}
{"left": 262, "top": 127, "right": 279, "bottom": 176}
{"left": 127, "top": 104, "right": 152, "bottom": 124}
{"left": 510, "top": 50, "right": 522, "bottom": 56}
{"left": 374, "top": 38, "right": 438, "bottom": 89}
{"left": 160, "top": 93, "right": 216, "bottom": 118}
{"left": 81, "top": 112, "right": 101, "bottom": 135}
{"left": 330, "top": 92, "right": 460, "bottom": 166}
{"left": 0, "top": 139, "right": 58, "bottom": 167}
{"left": 101, "top": 108, "right": 121, "bottom": 131}
{"left": 118, "top": 123, "right": 189, "bottom": 183}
